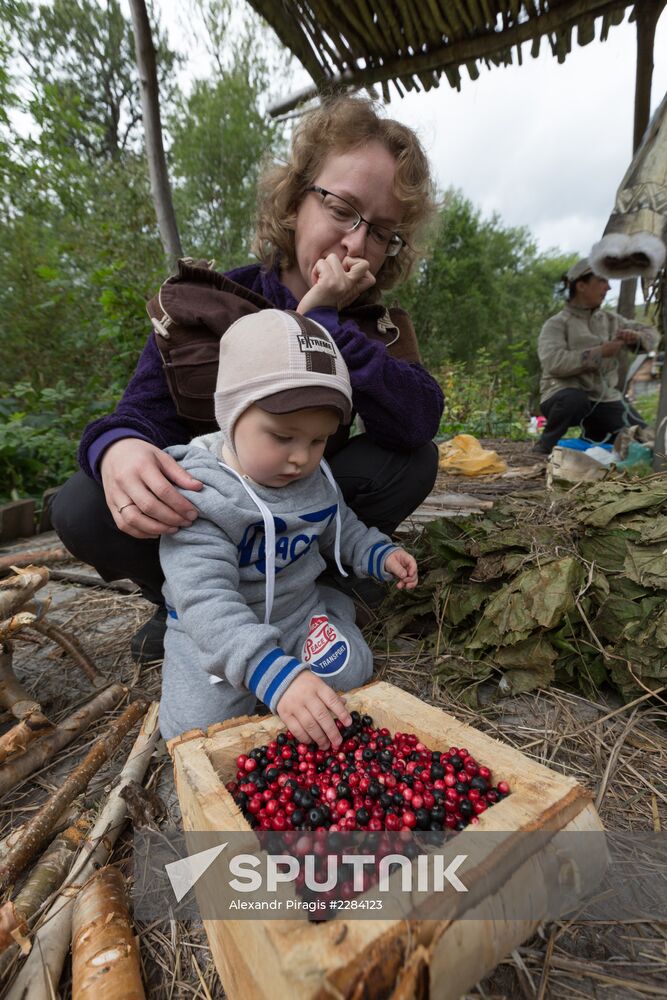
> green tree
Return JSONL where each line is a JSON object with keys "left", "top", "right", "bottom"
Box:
{"left": 168, "top": 0, "right": 287, "bottom": 269}
{"left": 0, "top": 0, "right": 292, "bottom": 502}
{"left": 397, "top": 189, "right": 573, "bottom": 370}
{"left": 0, "top": 0, "right": 174, "bottom": 391}
{"left": 24, "top": 0, "right": 177, "bottom": 166}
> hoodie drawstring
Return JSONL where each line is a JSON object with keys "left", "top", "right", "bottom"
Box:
{"left": 218, "top": 463, "right": 276, "bottom": 624}
{"left": 319, "top": 459, "right": 348, "bottom": 581}
{"left": 217, "top": 460, "right": 346, "bottom": 627}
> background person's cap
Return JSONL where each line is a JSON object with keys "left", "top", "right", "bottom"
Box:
{"left": 566, "top": 258, "right": 594, "bottom": 282}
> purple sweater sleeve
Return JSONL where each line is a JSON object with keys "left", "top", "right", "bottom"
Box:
{"left": 306, "top": 307, "right": 444, "bottom": 451}
{"left": 78, "top": 335, "right": 190, "bottom": 481}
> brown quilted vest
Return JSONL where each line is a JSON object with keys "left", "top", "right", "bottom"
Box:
{"left": 149, "top": 259, "right": 421, "bottom": 451}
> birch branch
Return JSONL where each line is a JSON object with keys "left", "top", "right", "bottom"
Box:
{"left": 0, "top": 799, "right": 84, "bottom": 859}
{"left": 4, "top": 703, "right": 160, "bottom": 1000}
{"left": 0, "top": 697, "right": 148, "bottom": 892}
{"left": 71, "top": 866, "right": 145, "bottom": 999}
{"left": 0, "top": 549, "right": 71, "bottom": 578}
{"left": 0, "top": 645, "right": 41, "bottom": 720}
{"left": 0, "top": 713, "right": 54, "bottom": 765}
{"left": 0, "top": 568, "right": 49, "bottom": 620}
{"left": 0, "top": 816, "right": 91, "bottom": 954}
{"left": 0, "top": 683, "right": 126, "bottom": 800}
{"left": 25, "top": 620, "right": 106, "bottom": 688}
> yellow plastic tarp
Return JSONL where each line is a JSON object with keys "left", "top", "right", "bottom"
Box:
{"left": 438, "top": 434, "right": 508, "bottom": 476}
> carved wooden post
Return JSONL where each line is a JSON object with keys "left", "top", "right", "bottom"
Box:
{"left": 617, "top": 0, "right": 666, "bottom": 318}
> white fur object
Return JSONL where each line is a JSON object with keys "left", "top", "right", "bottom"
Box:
{"left": 589, "top": 232, "right": 666, "bottom": 280}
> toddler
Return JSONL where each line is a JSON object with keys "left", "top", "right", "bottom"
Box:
{"left": 159, "top": 310, "right": 417, "bottom": 746}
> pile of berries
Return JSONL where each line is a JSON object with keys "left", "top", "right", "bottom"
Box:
{"left": 226, "top": 711, "right": 510, "bottom": 834}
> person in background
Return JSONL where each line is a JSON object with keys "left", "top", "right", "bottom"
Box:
{"left": 52, "top": 96, "right": 443, "bottom": 662}
{"left": 534, "top": 258, "right": 659, "bottom": 455}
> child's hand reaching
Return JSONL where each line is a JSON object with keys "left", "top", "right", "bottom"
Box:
{"left": 276, "top": 671, "right": 352, "bottom": 749}
{"left": 384, "top": 548, "right": 418, "bottom": 590}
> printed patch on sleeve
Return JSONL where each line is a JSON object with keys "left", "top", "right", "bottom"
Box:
{"left": 302, "top": 613, "right": 350, "bottom": 676}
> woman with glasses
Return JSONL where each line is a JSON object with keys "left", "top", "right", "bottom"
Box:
{"left": 52, "top": 96, "right": 444, "bottom": 662}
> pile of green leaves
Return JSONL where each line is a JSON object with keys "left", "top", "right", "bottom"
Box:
{"left": 384, "top": 478, "right": 667, "bottom": 703}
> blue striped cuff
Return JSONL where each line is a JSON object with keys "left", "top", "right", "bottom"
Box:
{"left": 367, "top": 543, "right": 397, "bottom": 580}
{"left": 246, "top": 648, "right": 307, "bottom": 711}
{"left": 247, "top": 647, "right": 287, "bottom": 695}
{"left": 264, "top": 658, "right": 302, "bottom": 709}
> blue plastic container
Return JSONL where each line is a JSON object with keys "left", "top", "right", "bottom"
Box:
{"left": 556, "top": 438, "right": 613, "bottom": 452}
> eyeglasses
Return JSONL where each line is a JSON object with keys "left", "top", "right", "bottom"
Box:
{"left": 307, "top": 186, "right": 406, "bottom": 257}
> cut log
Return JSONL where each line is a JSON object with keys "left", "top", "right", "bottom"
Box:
{"left": 0, "top": 548, "right": 71, "bottom": 577}
{"left": 0, "top": 816, "right": 91, "bottom": 953}
{"left": 0, "top": 645, "right": 41, "bottom": 720}
{"left": 0, "top": 712, "right": 54, "bottom": 765}
{"left": 0, "top": 683, "right": 126, "bottom": 800}
{"left": 71, "top": 866, "right": 145, "bottom": 999}
{"left": 4, "top": 703, "right": 160, "bottom": 1000}
{"left": 0, "top": 697, "right": 148, "bottom": 892}
{"left": 0, "top": 568, "right": 49, "bottom": 620}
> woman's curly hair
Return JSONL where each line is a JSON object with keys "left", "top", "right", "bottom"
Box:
{"left": 253, "top": 95, "right": 436, "bottom": 295}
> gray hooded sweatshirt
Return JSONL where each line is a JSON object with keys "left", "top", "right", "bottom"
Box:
{"left": 159, "top": 434, "right": 397, "bottom": 715}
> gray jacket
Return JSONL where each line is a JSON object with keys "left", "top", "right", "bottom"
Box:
{"left": 538, "top": 303, "right": 658, "bottom": 403}
{"left": 160, "top": 434, "right": 397, "bottom": 712}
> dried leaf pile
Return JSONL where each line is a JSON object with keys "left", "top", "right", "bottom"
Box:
{"left": 383, "top": 476, "right": 667, "bottom": 703}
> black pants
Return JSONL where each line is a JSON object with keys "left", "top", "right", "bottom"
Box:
{"left": 537, "top": 389, "right": 646, "bottom": 453}
{"left": 51, "top": 436, "right": 438, "bottom": 605}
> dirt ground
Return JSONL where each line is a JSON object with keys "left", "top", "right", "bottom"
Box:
{"left": 0, "top": 449, "right": 665, "bottom": 999}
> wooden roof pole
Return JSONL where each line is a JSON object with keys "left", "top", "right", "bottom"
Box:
{"left": 653, "top": 255, "right": 667, "bottom": 472}
{"left": 617, "top": 0, "right": 665, "bottom": 318}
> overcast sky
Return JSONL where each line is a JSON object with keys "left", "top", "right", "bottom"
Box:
{"left": 158, "top": 4, "right": 667, "bottom": 283}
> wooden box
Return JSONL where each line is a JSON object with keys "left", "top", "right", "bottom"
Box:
{"left": 169, "top": 681, "right": 604, "bottom": 1000}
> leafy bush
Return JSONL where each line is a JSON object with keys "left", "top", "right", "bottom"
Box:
{"left": 633, "top": 390, "right": 660, "bottom": 425}
{"left": 436, "top": 343, "right": 536, "bottom": 439}
{"left": 0, "top": 382, "right": 111, "bottom": 505}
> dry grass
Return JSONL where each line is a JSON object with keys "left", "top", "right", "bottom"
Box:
{"left": 0, "top": 549, "right": 665, "bottom": 999}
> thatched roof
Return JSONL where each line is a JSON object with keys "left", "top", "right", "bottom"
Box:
{"left": 247, "top": 0, "right": 638, "bottom": 115}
